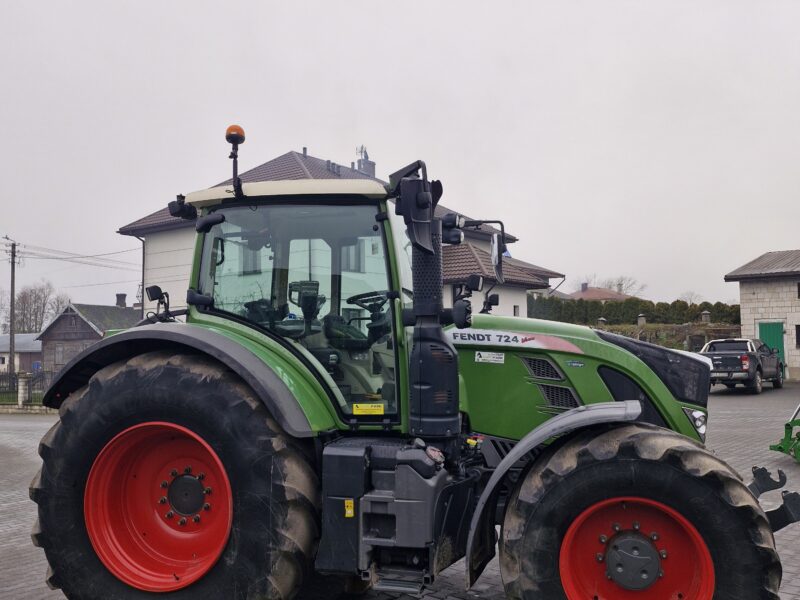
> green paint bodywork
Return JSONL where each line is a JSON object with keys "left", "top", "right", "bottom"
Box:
{"left": 174, "top": 193, "right": 703, "bottom": 444}
{"left": 770, "top": 406, "right": 800, "bottom": 463}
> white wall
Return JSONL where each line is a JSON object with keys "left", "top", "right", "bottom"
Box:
{"left": 445, "top": 284, "right": 529, "bottom": 318}
{"left": 739, "top": 279, "right": 800, "bottom": 379}
{"left": 143, "top": 228, "right": 196, "bottom": 313}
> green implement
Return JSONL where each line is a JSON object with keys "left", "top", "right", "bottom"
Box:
{"left": 771, "top": 403, "right": 800, "bottom": 463}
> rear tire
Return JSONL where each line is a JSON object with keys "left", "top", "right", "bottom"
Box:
{"left": 30, "top": 351, "right": 321, "bottom": 600}
{"left": 750, "top": 370, "right": 764, "bottom": 394}
{"left": 773, "top": 366, "right": 784, "bottom": 389}
{"left": 500, "top": 423, "right": 781, "bottom": 600}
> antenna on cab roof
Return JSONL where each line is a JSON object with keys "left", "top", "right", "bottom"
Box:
{"left": 226, "top": 124, "right": 246, "bottom": 201}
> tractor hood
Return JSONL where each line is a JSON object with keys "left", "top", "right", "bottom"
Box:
{"left": 447, "top": 314, "right": 598, "bottom": 355}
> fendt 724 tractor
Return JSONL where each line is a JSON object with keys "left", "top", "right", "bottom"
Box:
{"left": 31, "top": 127, "right": 798, "bottom": 600}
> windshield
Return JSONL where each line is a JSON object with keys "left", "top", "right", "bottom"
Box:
{"left": 388, "top": 201, "right": 414, "bottom": 307}
{"left": 198, "top": 201, "right": 399, "bottom": 418}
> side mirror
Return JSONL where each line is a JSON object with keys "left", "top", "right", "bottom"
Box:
{"left": 145, "top": 285, "right": 164, "bottom": 302}
{"left": 465, "top": 274, "right": 484, "bottom": 292}
{"left": 491, "top": 233, "right": 505, "bottom": 284}
{"left": 196, "top": 212, "right": 226, "bottom": 233}
{"left": 212, "top": 237, "right": 225, "bottom": 266}
{"left": 452, "top": 299, "right": 472, "bottom": 329}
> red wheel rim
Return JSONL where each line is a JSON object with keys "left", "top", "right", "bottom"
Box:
{"left": 559, "top": 497, "right": 715, "bottom": 600}
{"left": 84, "top": 422, "right": 233, "bottom": 592}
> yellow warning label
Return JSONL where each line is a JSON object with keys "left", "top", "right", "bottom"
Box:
{"left": 353, "top": 403, "right": 385, "bottom": 415}
{"left": 344, "top": 498, "right": 355, "bottom": 518}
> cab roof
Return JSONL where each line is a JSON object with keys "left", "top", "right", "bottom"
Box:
{"left": 185, "top": 179, "right": 389, "bottom": 208}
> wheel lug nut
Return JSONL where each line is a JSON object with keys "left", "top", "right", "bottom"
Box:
{"left": 193, "top": 515, "right": 201, "bottom": 523}
{"left": 204, "top": 487, "right": 212, "bottom": 495}
{"left": 179, "top": 517, "right": 187, "bottom": 526}
{"left": 166, "top": 511, "right": 174, "bottom": 519}
{"left": 198, "top": 473, "right": 205, "bottom": 480}
{"left": 203, "top": 503, "right": 211, "bottom": 511}
{"left": 184, "top": 466, "right": 192, "bottom": 474}
{"left": 159, "top": 497, "right": 167, "bottom": 504}
{"left": 599, "top": 535, "right": 608, "bottom": 544}
{"left": 660, "top": 550, "right": 668, "bottom": 559}
{"left": 612, "top": 523, "right": 621, "bottom": 532}
{"left": 160, "top": 481, "right": 168, "bottom": 488}
{"left": 170, "top": 469, "right": 178, "bottom": 477}
{"left": 633, "top": 521, "right": 640, "bottom": 530}
{"left": 596, "top": 553, "right": 604, "bottom": 562}
{"left": 651, "top": 533, "right": 659, "bottom": 541}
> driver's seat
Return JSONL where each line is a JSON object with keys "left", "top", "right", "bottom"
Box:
{"left": 323, "top": 315, "right": 371, "bottom": 351}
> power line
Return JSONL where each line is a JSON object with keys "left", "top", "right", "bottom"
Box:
{"left": 61, "top": 279, "right": 141, "bottom": 289}
{"left": 20, "top": 244, "right": 139, "bottom": 266}
{"left": 18, "top": 247, "right": 140, "bottom": 262}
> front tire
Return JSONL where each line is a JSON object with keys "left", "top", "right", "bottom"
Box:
{"left": 30, "top": 351, "right": 321, "bottom": 600}
{"left": 500, "top": 423, "right": 781, "bottom": 600}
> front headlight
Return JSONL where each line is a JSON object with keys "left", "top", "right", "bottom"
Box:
{"left": 682, "top": 407, "right": 707, "bottom": 442}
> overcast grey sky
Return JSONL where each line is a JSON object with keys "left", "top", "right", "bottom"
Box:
{"left": 2, "top": 0, "right": 799, "bottom": 306}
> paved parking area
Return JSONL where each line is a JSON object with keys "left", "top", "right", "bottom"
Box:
{"left": 1, "top": 383, "right": 799, "bottom": 599}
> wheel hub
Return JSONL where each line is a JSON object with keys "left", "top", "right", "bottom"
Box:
{"left": 167, "top": 474, "right": 206, "bottom": 516}
{"left": 605, "top": 532, "right": 661, "bottom": 590}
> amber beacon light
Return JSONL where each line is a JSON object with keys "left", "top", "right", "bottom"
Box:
{"left": 225, "top": 124, "right": 245, "bottom": 145}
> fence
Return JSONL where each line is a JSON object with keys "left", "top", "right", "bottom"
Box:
{"left": 0, "top": 371, "right": 55, "bottom": 406}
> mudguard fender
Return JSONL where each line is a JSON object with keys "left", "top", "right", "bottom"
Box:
{"left": 465, "top": 400, "right": 642, "bottom": 588}
{"left": 42, "top": 323, "right": 316, "bottom": 438}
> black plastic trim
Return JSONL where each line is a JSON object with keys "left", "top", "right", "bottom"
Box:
{"left": 42, "top": 323, "right": 314, "bottom": 438}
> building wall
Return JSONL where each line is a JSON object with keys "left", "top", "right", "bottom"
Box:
{"left": 39, "top": 314, "right": 102, "bottom": 374}
{"left": 445, "top": 284, "right": 529, "bottom": 318}
{"left": 0, "top": 352, "right": 43, "bottom": 373}
{"left": 143, "top": 228, "right": 196, "bottom": 313}
{"left": 739, "top": 278, "right": 800, "bottom": 379}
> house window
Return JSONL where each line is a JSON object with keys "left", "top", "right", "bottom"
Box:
{"left": 796, "top": 325, "right": 800, "bottom": 348}
{"left": 513, "top": 305, "right": 520, "bottom": 317}
{"left": 55, "top": 344, "right": 64, "bottom": 365}
{"left": 0, "top": 357, "right": 5, "bottom": 365}
{"left": 240, "top": 246, "right": 262, "bottom": 276}
{"left": 341, "top": 242, "right": 365, "bottom": 273}
{"left": 797, "top": 282, "right": 800, "bottom": 299}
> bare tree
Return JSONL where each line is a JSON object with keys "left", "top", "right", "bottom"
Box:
{"left": 599, "top": 276, "right": 647, "bottom": 297}
{"left": 48, "top": 293, "right": 71, "bottom": 322}
{"left": 679, "top": 291, "right": 703, "bottom": 306}
{"left": 0, "top": 288, "right": 7, "bottom": 334}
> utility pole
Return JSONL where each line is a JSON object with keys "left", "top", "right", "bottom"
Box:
{"left": 3, "top": 237, "right": 16, "bottom": 377}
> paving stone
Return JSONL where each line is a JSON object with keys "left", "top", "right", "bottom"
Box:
{"left": 1, "top": 383, "right": 799, "bottom": 599}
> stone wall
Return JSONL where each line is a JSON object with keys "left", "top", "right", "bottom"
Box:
{"left": 739, "top": 278, "right": 800, "bottom": 379}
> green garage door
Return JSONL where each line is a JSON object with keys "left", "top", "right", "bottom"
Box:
{"left": 759, "top": 322, "right": 785, "bottom": 365}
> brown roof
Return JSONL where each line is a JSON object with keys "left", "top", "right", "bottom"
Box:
{"left": 568, "top": 286, "right": 635, "bottom": 301}
{"left": 442, "top": 243, "right": 548, "bottom": 289}
{"left": 504, "top": 255, "right": 564, "bottom": 280}
{"left": 724, "top": 250, "right": 800, "bottom": 282}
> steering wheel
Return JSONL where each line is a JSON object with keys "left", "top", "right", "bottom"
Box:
{"left": 346, "top": 290, "right": 390, "bottom": 314}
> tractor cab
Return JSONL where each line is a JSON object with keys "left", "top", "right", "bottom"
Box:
{"left": 192, "top": 192, "right": 407, "bottom": 421}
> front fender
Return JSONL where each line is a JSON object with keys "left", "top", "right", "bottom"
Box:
{"left": 43, "top": 323, "right": 335, "bottom": 438}
{"left": 465, "top": 400, "right": 642, "bottom": 588}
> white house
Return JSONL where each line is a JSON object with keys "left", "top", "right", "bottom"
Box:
{"left": 119, "top": 149, "right": 563, "bottom": 318}
{"left": 725, "top": 250, "right": 800, "bottom": 380}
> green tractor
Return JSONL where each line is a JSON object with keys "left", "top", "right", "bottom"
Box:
{"left": 31, "top": 126, "right": 797, "bottom": 599}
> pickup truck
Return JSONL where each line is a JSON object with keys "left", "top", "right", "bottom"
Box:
{"left": 699, "top": 338, "right": 784, "bottom": 394}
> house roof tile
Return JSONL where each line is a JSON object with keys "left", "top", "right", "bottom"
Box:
{"left": 724, "top": 250, "right": 800, "bottom": 281}
{"left": 442, "top": 243, "right": 548, "bottom": 288}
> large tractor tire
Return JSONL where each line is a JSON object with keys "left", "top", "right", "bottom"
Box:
{"left": 30, "top": 351, "right": 322, "bottom": 600}
{"left": 500, "top": 423, "right": 781, "bottom": 600}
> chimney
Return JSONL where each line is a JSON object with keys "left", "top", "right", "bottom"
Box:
{"left": 356, "top": 146, "right": 376, "bottom": 178}
{"left": 637, "top": 313, "right": 647, "bottom": 327}
{"left": 581, "top": 282, "right": 589, "bottom": 293}
{"left": 116, "top": 293, "right": 127, "bottom": 308}
{"left": 701, "top": 310, "right": 711, "bottom": 324}
{"left": 302, "top": 146, "right": 307, "bottom": 156}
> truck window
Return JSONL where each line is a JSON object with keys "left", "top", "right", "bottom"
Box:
{"left": 705, "top": 341, "right": 750, "bottom": 352}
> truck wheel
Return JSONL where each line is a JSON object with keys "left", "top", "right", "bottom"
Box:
{"left": 773, "top": 366, "right": 784, "bottom": 389}
{"left": 500, "top": 423, "right": 781, "bottom": 600}
{"left": 30, "top": 351, "right": 321, "bottom": 600}
{"left": 750, "top": 370, "right": 764, "bottom": 394}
